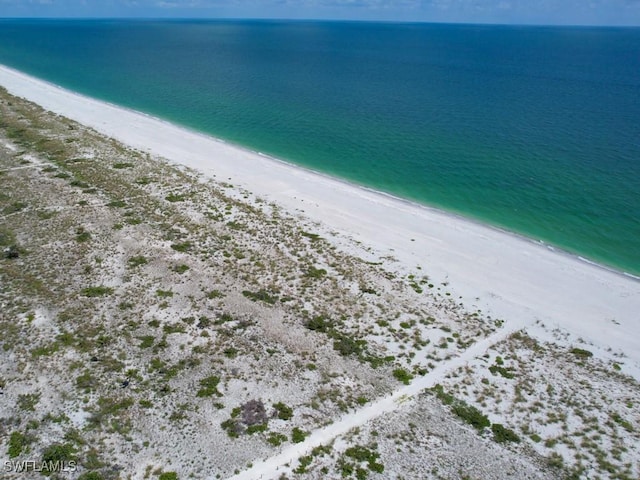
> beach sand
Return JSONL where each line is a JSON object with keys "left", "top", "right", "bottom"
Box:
{"left": 0, "top": 64, "right": 638, "bottom": 371}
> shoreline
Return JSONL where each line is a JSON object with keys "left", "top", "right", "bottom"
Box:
{"left": 0, "top": 64, "right": 634, "bottom": 281}
{"left": 1, "top": 63, "right": 639, "bottom": 366}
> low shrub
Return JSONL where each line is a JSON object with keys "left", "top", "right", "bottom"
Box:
{"left": 81, "top": 286, "right": 114, "bottom": 297}
{"left": 305, "top": 266, "right": 327, "bottom": 279}
{"left": 273, "top": 402, "right": 293, "bottom": 421}
{"left": 392, "top": 368, "right": 413, "bottom": 385}
{"left": 127, "top": 255, "right": 148, "bottom": 267}
{"left": 8, "top": 431, "right": 32, "bottom": 458}
{"left": 170, "top": 241, "right": 192, "bottom": 252}
{"left": 41, "top": 443, "right": 76, "bottom": 472}
{"left": 196, "top": 376, "right": 222, "bottom": 398}
{"left": 291, "top": 427, "right": 307, "bottom": 443}
{"left": 570, "top": 347, "right": 593, "bottom": 358}
{"left": 452, "top": 402, "right": 490, "bottom": 431}
{"left": 266, "top": 432, "right": 287, "bottom": 447}
{"left": 172, "top": 264, "right": 190, "bottom": 274}
{"left": 304, "top": 316, "right": 331, "bottom": 332}
{"left": 492, "top": 423, "right": 521, "bottom": 443}
{"left": 242, "top": 289, "right": 278, "bottom": 305}
{"left": 489, "top": 365, "right": 515, "bottom": 379}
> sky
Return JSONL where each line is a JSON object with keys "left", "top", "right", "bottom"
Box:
{"left": 1, "top": 0, "right": 640, "bottom": 26}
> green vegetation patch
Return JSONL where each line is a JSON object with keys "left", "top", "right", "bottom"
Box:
{"left": 76, "top": 370, "right": 98, "bottom": 391}
{"left": 291, "top": 427, "right": 307, "bottom": 443}
{"left": 78, "top": 472, "right": 105, "bottom": 480}
{"left": 303, "top": 315, "right": 390, "bottom": 368}
{"left": 451, "top": 402, "right": 490, "bottom": 431}
{"left": 273, "top": 402, "right": 294, "bottom": 421}
{"left": 570, "top": 347, "right": 593, "bottom": 358}
{"left": 165, "top": 193, "right": 187, "bottom": 202}
{"left": 31, "top": 342, "right": 61, "bottom": 358}
{"left": 17, "top": 393, "right": 41, "bottom": 411}
{"left": 332, "top": 334, "right": 367, "bottom": 358}
{"left": 220, "top": 418, "right": 241, "bottom": 438}
{"left": 112, "top": 162, "right": 134, "bottom": 169}
{"left": 305, "top": 315, "right": 332, "bottom": 333}
{"left": 163, "top": 323, "right": 186, "bottom": 334}
{"left": 170, "top": 241, "right": 192, "bottom": 252}
{"left": 611, "top": 412, "right": 634, "bottom": 432}
{"left": 138, "top": 335, "right": 155, "bottom": 349}
{"left": 41, "top": 443, "right": 77, "bottom": 472}
{"left": 491, "top": 423, "right": 521, "bottom": 443}
{"left": 95, "top": 397, "right": 134, "bottom": 417}
{"left": 246, "top": 423, "right": 268, "bottom": 435}
{"left": 432, "top": 385, "right": 490, "bottom": 432}
{"left": 0, "top": 227, "right": 16, "bottom": 246}
{"left": 242, "top": 289, "right": 278, "bottom": 305}
{"left": 127, "top": 255, "right": 148, "bottom": 267}
{"left": 301, "top": 231, "right": 322, "bottom": 241}
{"left": 488, "top": 364, "right": 515, "bottom": 379}
{"left": 172, "top": 264, "right": 190, "bottom": 274}
{"left": 305, "top": 266, "right": 327, "bottom": 279}
{"left": 70, "top": 179, "right": 90, "bottom": 189}
{"left": 158, "top": 473, "right": 178, "bottom": 480}
{"left": 344, "top": 445, "right": 385, "bottom": 474}
{"left": 392, "top": 368, "right": 414, "bottom": 385}
{"left": 81, "top": 286, "right": 114, "bottom": 297}
{"left": 7, "top": 431, "right": 34, "bottom": 458}
{"left": 75, "top": 227, "right": 91, "bottom": 243}
{"left": 293, "top": 455, "right": 313, "bottom": 474}
{"left": 196, "top": 375, "right": 222, "bottom": 398}
{"left": 266, "top": 432, "right": 288, "bottom": 447}
{"left": 3, "top": 201, "right": 27, "bottom": 215}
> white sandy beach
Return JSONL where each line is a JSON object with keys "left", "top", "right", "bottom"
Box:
{"left": 1, "top": 63, "right": 638, "bottom": 372}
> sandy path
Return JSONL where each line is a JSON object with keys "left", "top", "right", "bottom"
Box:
{"left": 223, "top": 322, "right": 524, "bottom": 480}
{"left": 0, "top": 163, "right": 47, "bottom": 172}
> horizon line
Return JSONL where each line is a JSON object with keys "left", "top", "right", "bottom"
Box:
{"left": 1, "top": 16, "right": 639, "bottom": 29}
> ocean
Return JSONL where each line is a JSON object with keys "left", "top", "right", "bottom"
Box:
{"left": 0, "top": 19, "right": 638, "bottom": 275}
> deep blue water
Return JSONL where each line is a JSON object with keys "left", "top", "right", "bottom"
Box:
{"left": 0, "top": 19, "right": 638, "bottom": 274}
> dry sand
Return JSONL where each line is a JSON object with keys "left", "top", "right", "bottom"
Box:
{"left": 0, "top": 64, "right": 638, "bottom": 369}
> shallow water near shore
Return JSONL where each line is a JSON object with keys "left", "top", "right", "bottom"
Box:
{"left": 0, "top": 19, "right": 638, "bottom": 275}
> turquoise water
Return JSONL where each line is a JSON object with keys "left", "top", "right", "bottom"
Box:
{"left": 0, "top": 19, "right": 638, "bottom": 275}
